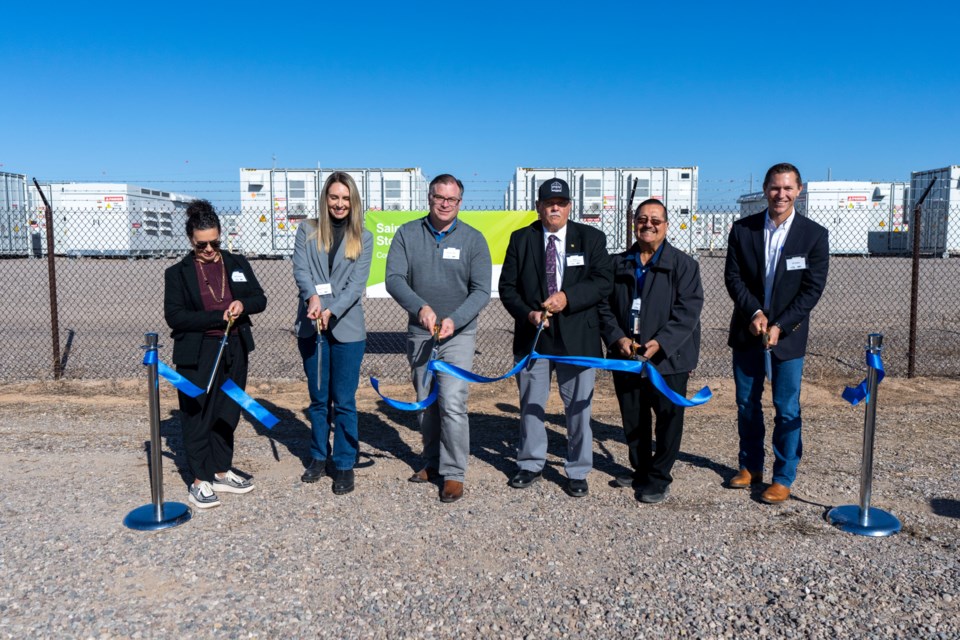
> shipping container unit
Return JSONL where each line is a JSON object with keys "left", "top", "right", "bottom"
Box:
{"left": 908, "top": 166, "right": 960, "bottom": 256}
{"left": 26, "top": 183, "right": 196, "bottom": 257}
{"left": 0, "top": 171, "right": 29, "bottom": 256}
{"left": 238, "top": 167, "right": 428, "bottom": 257}
{"left": 736, "top": 192, "right": 768, "bottom": 218}
{"left": 738, "top": 181, "right": 908, "bottom": 255}
{"left": 796, "top": 181, "right": 908, "bottom": 255}
{"left": 696, "top": 210, "right": 740, "bottom": 252}
{"left": 504, "top": 167, "right": 699, "bottom": 253}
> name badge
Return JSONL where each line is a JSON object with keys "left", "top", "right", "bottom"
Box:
{"left": 315, "top": 283, "right": 333, "bottom": 296}
{"left": 566, "top": 254, "right": 584, "bottom": 267}
{"left": 443, "top": 247, "right": 461, "bottom": 260}
{"left": 786, "top": 256, "right": 807, "bottom": 271}
{"left": 631, "top": 298, "right": 642, "bottom": 312}
{"left": 231, "top": 270, "right": 247, "bottom": 283}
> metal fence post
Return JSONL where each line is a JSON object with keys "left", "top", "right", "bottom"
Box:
{"left": 827, "top": 333, "right": 901, "bottom": 537}
{"left": 907, "top": 176, "right": 938, "bottom": 378}
{"left": 32, "top": 179, "right": 62, "bottom": 379}
{"left": 123, "top": 332, "right": 192, "bottom": 531}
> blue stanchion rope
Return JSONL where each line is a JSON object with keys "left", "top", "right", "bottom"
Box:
{"left": 842, "top": 351, "right": 885, "bottom": 406}
{"left": 143, "top": 350, "right": 278, "bottom": 429}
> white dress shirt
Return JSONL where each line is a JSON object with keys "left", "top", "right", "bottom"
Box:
{"left": 763, "top": 209, "right": 796, "bottom": 309}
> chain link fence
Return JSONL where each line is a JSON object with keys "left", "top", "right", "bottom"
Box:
{"left": 2, "top": 202, "right": 959, "bottom": 381}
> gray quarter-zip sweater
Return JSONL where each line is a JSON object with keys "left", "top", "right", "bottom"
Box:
{"left": 385, "top": 217, "right": 492, "bottom": 334}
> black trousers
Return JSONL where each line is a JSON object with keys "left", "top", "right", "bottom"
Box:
{"left": 612, "top": 370, "right": 689, "bottom": 491}
{"left": 176, "top": 336, "right": 248, "bottom": 483}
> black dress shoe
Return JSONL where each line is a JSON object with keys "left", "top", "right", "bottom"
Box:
{"left": 509, "top": 469, "right": 542, "bottom": 489}
{"left": 332, "top": 469, "right": 355, "bottom": 495}
{"left": 614, "top": 474, "right": 639, "bottom": 488}
{"left": 638, "top": 485, "right": 669, "bottom": 504}
{"left": 566, "top": 478, "right": 589, "bottom": 498}
{"left": 301, "top": 458, "right": 326, "bottom": 483}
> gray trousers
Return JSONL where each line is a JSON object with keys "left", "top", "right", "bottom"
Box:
{"left": 408, "top": 330, "right": 476, "bottom": 482}
{"left": 515, "top": 357, "right": 596, "bottom": 480}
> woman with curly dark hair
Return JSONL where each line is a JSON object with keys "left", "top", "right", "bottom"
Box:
{"left": 164, "top": 199, "right": 267, "bottom": 509}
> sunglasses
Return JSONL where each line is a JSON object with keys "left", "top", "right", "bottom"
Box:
{"left": 193, "top": 240, "right": 221, "bottom": 251}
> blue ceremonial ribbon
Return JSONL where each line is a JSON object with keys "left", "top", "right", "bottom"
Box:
{"left": 143, "top": 349, "right": 204, "bottom": 398}
{"left": 842, "top": 351, "right": 885, "bottom": 406}
{"left": 142, "top": 350, "right": 278, "bottom": 428}
{"left": 221, "top": 379, "right": 279, "bottom": 429}
{"left": 371, "top": 350, "right": 712, "bottom": 411}
{"left": 371, "top": 372, "right": 440, "bottom": 411}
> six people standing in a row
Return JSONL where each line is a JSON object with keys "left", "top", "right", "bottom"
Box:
{"left": 166, "top": 163, "right": 827, "bottom": 508}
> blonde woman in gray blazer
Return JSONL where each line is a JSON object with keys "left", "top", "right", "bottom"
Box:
{"left": 292, "top": 172, "right": 373, "bottom": 495}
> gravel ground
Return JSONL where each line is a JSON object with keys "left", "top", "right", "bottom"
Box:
{"left": 1, "top": 374, "right": 958, "bottom": 638}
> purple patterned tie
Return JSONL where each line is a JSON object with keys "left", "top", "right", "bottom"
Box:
{"left": 546, "top": 234, "right": 558, "bottom": 296}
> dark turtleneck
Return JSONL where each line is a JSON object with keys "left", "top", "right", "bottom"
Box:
{"left": 329, "top": 216, "right": 348, "bottom": 271}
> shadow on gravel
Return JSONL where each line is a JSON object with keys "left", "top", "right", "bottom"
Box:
{"left": 248, "top": 399, "right": 312, "bottom": 465}
{"left": 931, "top": 497, "right": 960, "bottom": 519}
{"left": 156, "top": 413, "right": 190, "bottom": 487}
{"left": 589, "top": 415, "right": 736, "bottom": 485}
{"left": 359, "top": 402, "right": 421, "bottom": 474}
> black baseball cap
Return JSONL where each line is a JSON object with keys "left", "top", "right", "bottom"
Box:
{"left": 537, "top": 178, "right": 571, "bottom": 202}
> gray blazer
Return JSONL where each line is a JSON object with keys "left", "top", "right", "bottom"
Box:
{"left": 292, "top": 220, "right": 373, "bottom": 343}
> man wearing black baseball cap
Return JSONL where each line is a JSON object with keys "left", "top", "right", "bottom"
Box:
{"left": 499, "top": 177, "right": 613, "bottom": 497}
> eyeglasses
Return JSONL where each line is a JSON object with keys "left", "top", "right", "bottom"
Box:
{"left": 635, "top": 217, "right": 666, "bottom": 227}
{"left": 430, "top": 194, "right": 462, "bottom": 206}
{"left": 193, "top": 240, "right": 221, "bottom": 250}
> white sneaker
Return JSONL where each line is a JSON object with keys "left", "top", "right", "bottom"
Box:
{"left": 212, "top": 470, "right": 255, "bottom": 494}
{"left": 188, "top": 481, "right": 221, "bottom": 509}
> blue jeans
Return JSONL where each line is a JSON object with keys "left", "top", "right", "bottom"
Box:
{"left": 299, "top": 334, "right": 365, "bottom": 471}
{"left": 732, "top": 349, "right": 804, "bottom": 487}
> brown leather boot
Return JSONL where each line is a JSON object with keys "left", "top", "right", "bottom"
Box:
{"left": 408, "top": 466, "right": 439, "bottom": 483}
{"left": 728, "top": 469, "right": 763, "bottom": 489}
{"left": 440, "top": 480, "right": 464, "bottom": 503}
{"left": 760, "top": 482, "right": 791, "bottom": 504}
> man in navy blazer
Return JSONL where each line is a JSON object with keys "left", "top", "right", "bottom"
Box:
{"left": 724, "top": 162, "right": 829, "bottom": 504}
{"left": 499, "top": 178, "right": 612, "bottom": 497}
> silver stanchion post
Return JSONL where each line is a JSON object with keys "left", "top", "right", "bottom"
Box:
{"left": 124, "top": 333, "right": 192, "bottom": 531}
{"left": 827, "top": 333, "right": 901, "bottom": 537}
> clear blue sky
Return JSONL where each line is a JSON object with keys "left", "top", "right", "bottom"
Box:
{"left": 3, "top": 0, "right": 958, "bottom": 206}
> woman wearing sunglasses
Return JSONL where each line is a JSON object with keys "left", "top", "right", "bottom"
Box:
{"left": 292, "top": 172, "right": 373, "bottom": 495}
{"left": 164, "top": 199, "right": 267, "bottom": 509}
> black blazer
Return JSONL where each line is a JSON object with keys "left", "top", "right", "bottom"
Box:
{"left": 164, "top": 251, "right": 268, "bottom": 366}
{"left": 724, "top": 210, "right": 829, "bottom": 360}
{"left": 598, "top": 241, "right": 703, "bottom": 375}
{"left": 499, "top": 220, "right": 612, "bottom": 357}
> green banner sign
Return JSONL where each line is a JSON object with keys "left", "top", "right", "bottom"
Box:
{"left": 364, "top": 210, "right": 537, "bottom": 297}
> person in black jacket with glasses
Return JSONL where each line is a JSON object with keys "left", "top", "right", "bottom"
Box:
{"left": 164, "top": 199, "right": 267, "bottom": 510}
{"left": 598, "top": 198, "right": 703, "bottom": 504}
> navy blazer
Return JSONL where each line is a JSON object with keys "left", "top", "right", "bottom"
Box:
{"left": 499, "top": 220, "right": 612, "bottom": 358}
{"left": 598, "top": 241, "right": 703, "bottom": 375}
{"left": 724, "top": 210, "right": 829, "bottom": 360}
{"left": 164, "top": 251, "right": 268, "bottom": 367}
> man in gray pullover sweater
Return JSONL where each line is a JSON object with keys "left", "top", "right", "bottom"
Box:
{"left": 385, "top": 174, "right": 492, "bottom": 503}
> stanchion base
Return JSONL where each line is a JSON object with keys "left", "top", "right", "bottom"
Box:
{"left": 123, "top": 502, "right": 192, "bottom": 531}
{"left": 827, "top": 505, "right": 901, "bottom": 537}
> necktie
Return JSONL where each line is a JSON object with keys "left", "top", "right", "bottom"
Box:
{"left": 546, "top": 235, "right": 558, "bottom": 296}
